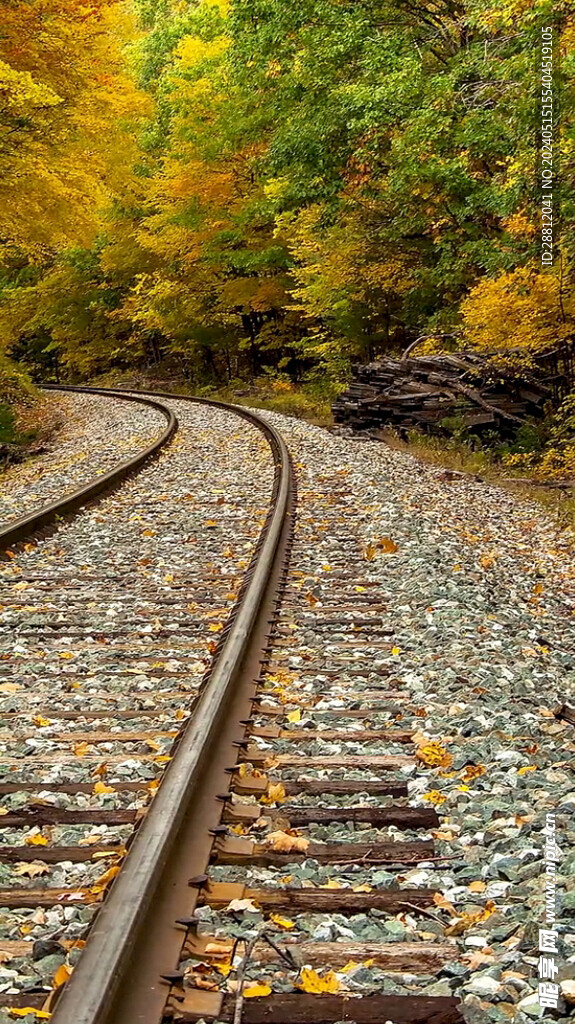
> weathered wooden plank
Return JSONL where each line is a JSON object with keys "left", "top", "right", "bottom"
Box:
{"left": 212, "top": 836, "right": 434, "bottom": 866}
{"left": 200, "top": 882, "right": 439, "bottom": 914}
{"left": 181, "top": 993, "right": 463, "bottom": 1024}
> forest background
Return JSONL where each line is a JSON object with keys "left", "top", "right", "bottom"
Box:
{"left": 0, "top": 0, "right": 574, "bottom": 479}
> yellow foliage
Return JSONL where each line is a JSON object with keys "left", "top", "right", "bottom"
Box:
{"left": 461, "top": 266, "right": 573, "bottom": 355}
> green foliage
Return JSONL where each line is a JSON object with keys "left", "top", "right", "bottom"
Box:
{"left": 0, "top": 0, "right": 573, "bottom": 402}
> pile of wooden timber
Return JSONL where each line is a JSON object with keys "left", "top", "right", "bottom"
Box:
{"left": 332, "top": 352, "right": 551, "bottom": 437}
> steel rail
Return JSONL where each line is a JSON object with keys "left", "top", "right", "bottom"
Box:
{"left": 0, "top": 386, "right": 177, "bottom": 551}
{"left": 49, "top": 386, "right": 293, "bottom": 1024}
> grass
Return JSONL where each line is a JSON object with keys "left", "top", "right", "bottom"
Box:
{"left": 384, "top": 427, "right": 575, "bottom": 532}
{"left": 87, "top": 370, "right": 335, "bottom": 428}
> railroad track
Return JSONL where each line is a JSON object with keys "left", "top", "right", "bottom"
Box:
{"left": 2, "top": 387, "right": 561, "bottom": 1024}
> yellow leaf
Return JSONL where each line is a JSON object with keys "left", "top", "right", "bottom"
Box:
{"left": 260, "top": 782, "right": 286, "bottom": 806}
{"left": 243, "top": 983, "right": 272, "bottom": 999}
{"left": 208, "top": 623, "right": 223, "bottom": 632}
{"left": 73, "top": 742, "right": 90, "bottom": 757}
{"left": 323, "top": 879, "right": 343, "bottom": 889}
{"left": 33, "top": 716, "right": 51, "bottom": 727}
{"left": 263, "top": 830, "right": 309, "bottom": 853}
{"left": 422, "top": 790, "right": 446, "bottom": 805}
{"left": 141, "top": 529, "right": 156, "bottom": 537}
{"left": 480, "top": 553, "right": 497, "bottom": 570}
{"left": 286, "top": 709, "right": 301, "bottom": 723}
{"left": 377, "top": 536, "right": 398, "bottom": 553}
{"left": 391, "top": 646, "right": 402, "bottom": 655}
{"left": 0, "top": 683, "right": 22, "bottom": 693}
{"left": 297, "top": 968, "right": 340, "bottom": 994}
{"left": 59, "top": 652, "right": 75, "bottom": 660}
{"left": 25, "top": 834, "right": 48, "bottom": 846}
{"left": 341, "top": 958, "right": 374, "bottom": 972}
{"left": 517, "top": 765, "right": 537, "bottom": 775}
{"left": 93, "top": 782, "right": 115, "bottom": 795}
{"left": 90, "top": 865, "right": 120, "bottom": 894}
{"left": 363, "top": 542, "right": 377, "bottom": 562}
{"left": 417, "top": 741, "right": 453, "bottom": 769}
{"left": 9, "top": 1011, "right": 51, "bottom": 1019}
{"left": 53, "top": 963, "right": 73, "bottom": 989}
{"left": 468, "top": 881, "right": 487, "bottom": 892}
{"left": 269, "top": 914, "right": 295, "bottom": 929}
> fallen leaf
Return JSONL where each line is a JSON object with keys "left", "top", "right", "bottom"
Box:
{"left": 432, "top": 892, "right": 458, "bottom": 916}
{"left": 0, "top": 683, "right": 21, "bottom": 693}
{"left": 14, "top": 861, "right": 49, "bottom": 878}
{"left": 53, "top": 963, "right": 73, "bottom": 989}
{"left": 269, "top": 914, "right": 295, "bottom": 929}
{"left": 262, "top": 830, "right": 309, "bottom": 853}
{"left": 8, "top": 1010, "right": 51, "bottom": 1019}
{"left": 517, "top": 765, "right": 537, "bottom": 775}
{"left": 468, "top": 880, "right": 487, "bottom": 892}
{"left": 297, "top": 968, "right": 340, "bottom": 994}
{"left": 243, "top": 983, "right": 272, "bottom": 999}
{"left": 423, "top": 790, "right": 446, "bottom": 805}
{"left": 286, "top": 709, "right": 301, "bottom": 724}
{"left": 73, "top": 742, "right": 90, "bottom": 757}
{"left": 225, "top": 898, "right": 260, "bottom": 913}
{"left": 93, "top": 782, "right": 115, "bottom": 795}
{"left": 377, "top": 536, "right": 398, "bottom": 553}
{"left": 417, "top": 741, "right": 453, "bottom": 769}
{"left": 462, "top": 764, "right": 486, "bottom": 781}
{"left": 260, "top": 782, "right": 286, "bottom": 806}
{"left": 90, "top": 865, "right": 120, "bottom": 895}
{"left": 25, "top": 834, "right": 48, "bottom": 847}
{"left": 33, "top": 716, "right": 51, "bottom": 728}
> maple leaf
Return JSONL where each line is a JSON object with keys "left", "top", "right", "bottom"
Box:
{"left": 260, "top": 782, "right": 286, "bottom": 805}
{"left": 14, "top": 861, "right": 49, "bottom": 878}
{"left": 33, "top": 715, "right": 51, "bottom": 727}
{"left": 262, "top": 830, "right": 309, "bottom": 853}
{"left": 423, "top": 790, "right": 446, "bottom": 805}
{"left": 297, "top": 968, "right": 340, "bottom": 994}
{"left": 25, "top": 834, "right": 48, "bottom": 846}
{"left": 417, "top": 741, "right": 453, "bottom": 769}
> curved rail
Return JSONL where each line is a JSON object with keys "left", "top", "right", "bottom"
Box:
{"left": 0, "top": 386, "right": 177, "bottom": 552}
{"left": 48, "top": 387, "right": 293, "bottom": 1024}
